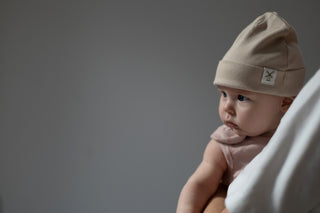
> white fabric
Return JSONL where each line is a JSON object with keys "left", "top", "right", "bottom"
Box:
{"left": 226, "top": 69, "right": 320, "bottom": 213}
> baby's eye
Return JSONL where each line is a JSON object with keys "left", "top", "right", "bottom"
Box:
{"left": 221, "top": 91, "right": 227, "bottom": 98}
{"left": 238, "top": 95, "right": 249, "bottom": 101}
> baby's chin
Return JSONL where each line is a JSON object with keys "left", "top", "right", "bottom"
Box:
{"left": 229, "top": 127, "right": 247, "bottom": 137}
{"left": 230, "top": 127, "right": 259, "bottom": 137}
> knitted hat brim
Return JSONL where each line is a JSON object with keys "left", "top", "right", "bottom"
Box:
{"left": 214, "top": 60, "right": 305, "bottom": 97}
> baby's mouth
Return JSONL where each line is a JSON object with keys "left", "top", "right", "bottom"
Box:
{"left": 225, "top": 121, "right": 239, "bottom": 129}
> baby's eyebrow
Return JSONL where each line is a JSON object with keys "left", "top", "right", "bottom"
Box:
{"left": 217, "top": 86, "right": 256, "bottom": 97}
{"left": 232, "top": 88, "right": 254, "bottom": 95}
{"left": 238, "top": 91, "right": 252, "bottom": 96}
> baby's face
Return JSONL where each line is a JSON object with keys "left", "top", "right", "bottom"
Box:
{"left": 218, "top": 86, "right": 284, "bottom": 137}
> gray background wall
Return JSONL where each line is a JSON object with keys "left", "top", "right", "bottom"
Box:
{"left": 1, "top": 0, "right": 319, "bottom": 212}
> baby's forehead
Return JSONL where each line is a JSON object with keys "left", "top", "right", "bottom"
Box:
{"left": 217, "top": 86, "right": 255, "bottom": 95}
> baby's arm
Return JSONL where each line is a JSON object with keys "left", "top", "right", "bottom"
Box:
{"left": 177, "top": 139, "right": 227, "bottom": 213}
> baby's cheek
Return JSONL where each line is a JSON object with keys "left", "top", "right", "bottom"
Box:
{"left": 242, "top": 112, "right": 264, "bottom": 129}
{"left": 218, "top": 107, "right": 225, "bottom": 120}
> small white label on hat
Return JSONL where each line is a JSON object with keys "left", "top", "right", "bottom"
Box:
{"left": 261, "top": 68, "right": 277, "bottom": 85}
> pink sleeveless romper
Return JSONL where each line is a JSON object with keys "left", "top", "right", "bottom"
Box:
{"left": 211, "top": 125, "right": 271, "bottom": 185}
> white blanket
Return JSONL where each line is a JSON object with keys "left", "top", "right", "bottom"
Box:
{"left": 226, "top": 69, "right": 320, "bottom": 213}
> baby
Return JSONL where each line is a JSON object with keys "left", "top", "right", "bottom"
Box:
{"left": 177, "top": 12, "right": 305, "bottom": 213}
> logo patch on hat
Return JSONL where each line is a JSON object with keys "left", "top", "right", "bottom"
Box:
{"left": 261, "top": 68, "right": 277, "bottom": 85}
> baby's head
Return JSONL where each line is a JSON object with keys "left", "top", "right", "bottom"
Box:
{"left": 214, "top": 12, "right": 305, "bottom": 137}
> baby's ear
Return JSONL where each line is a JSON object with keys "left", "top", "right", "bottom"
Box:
{"left": 281, "top": 97, "right": 295, "bottom": 113}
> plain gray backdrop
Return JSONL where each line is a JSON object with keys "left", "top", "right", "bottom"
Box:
{"left": 1, "top": 0, "right": 320, "bottom": 212}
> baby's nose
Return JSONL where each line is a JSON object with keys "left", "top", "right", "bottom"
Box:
{"left": 223, "top": 100, "right": 235, "bottom": 115}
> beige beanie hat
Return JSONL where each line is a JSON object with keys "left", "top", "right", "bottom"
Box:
{"left": 214, "top": 12, "right": 305, "bottom": 97}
